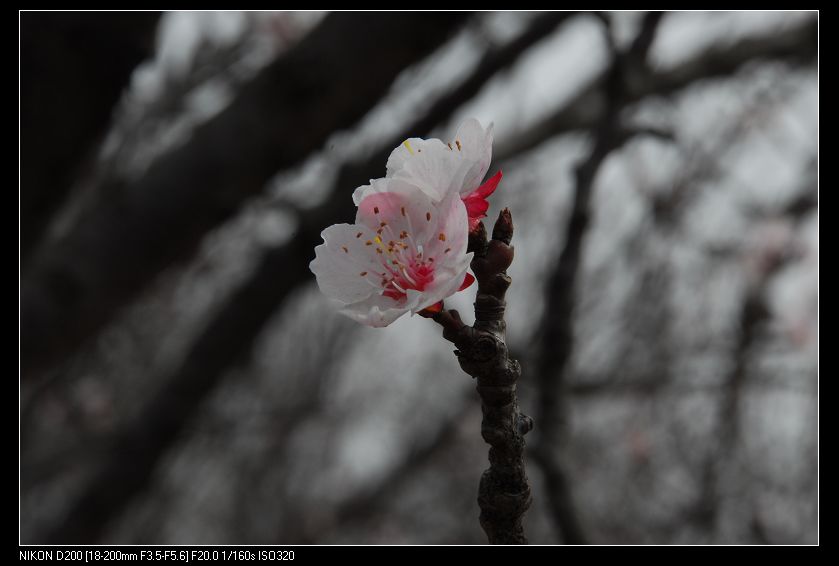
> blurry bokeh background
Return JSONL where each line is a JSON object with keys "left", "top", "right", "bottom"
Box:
{"left": 20, "top": 11, "right": 818, "bottom": 544}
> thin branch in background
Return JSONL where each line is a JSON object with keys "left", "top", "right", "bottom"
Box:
{"left": 529, "top": 12, "right": 664, "bottom": 545}
{"left": 694, "top": 174, "right": 817, "bottom": 542}
{"left": 577, "top": 77, "right": 798, "bottom": 398}
{"left": 495, "top": 15, "right": 817, "bottom": 163}
{"left": 96, "top": 14, "right": 311, "bottom": 188}
{"left": 97, "top": 15, "right": 264, "bottom": 183}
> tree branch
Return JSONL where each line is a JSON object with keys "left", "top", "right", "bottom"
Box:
{"left": 431, "top": 210, "right": 533, "bottom": 544}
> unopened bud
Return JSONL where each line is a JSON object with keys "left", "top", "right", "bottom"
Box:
{"left": 492, "top": 208, "right": 513, "bottom": 245}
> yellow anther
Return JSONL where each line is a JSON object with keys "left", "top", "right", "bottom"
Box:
{"left": 402, "top": 139, "right": 414, "bottom": 155}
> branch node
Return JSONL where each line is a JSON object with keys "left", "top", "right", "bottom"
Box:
{"left": 517, "top": 413, "right": 534, "bottom": 436}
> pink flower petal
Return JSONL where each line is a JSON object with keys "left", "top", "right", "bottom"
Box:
{"left": 462, "top": 170, "right": 502, "bottom": 230}
{"left": 473, "top": 170, "right": 503, "bottom": 199}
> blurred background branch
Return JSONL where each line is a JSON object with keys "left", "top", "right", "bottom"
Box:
{"left": 529, "top": 11, "right": 664, "bottom": 545}
{"left": 21, "top": 12, "right": 161, "bottom": 263}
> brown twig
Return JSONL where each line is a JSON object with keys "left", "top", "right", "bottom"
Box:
{"left": 431, "top": 210, "right": 533, "bottom": 544}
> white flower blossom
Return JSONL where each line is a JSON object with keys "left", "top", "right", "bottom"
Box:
{"left": 353, "top": 118, "right": 503, "bottom": 231}
{"left": 310, "top": 178, "right": 474, "bottom": 327}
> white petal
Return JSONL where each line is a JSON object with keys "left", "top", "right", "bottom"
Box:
{"left": 379, "top": 120, "right": 494, "bottom": 202}
{"left": 351, "top": 184, "right": 369, "bottom": 206}
{"left": 386, "top": 137, "right": 446, "bottom": 178}
{"left": 453, "top": 118, "right": 494, "bottom": 196}
{"left": 352, "top": 176, "right": 437, "bottom": 220}
{"left": 309, "top": 223, "right": 384, "bottom": 304}
{"left": 339, "top": 290, "right": 422, "bottom": 327}
{"left": 421, "top": 192, "right": 470, "bottom": 261}
{"left": 352, "top": 176, "right": 411, "bottom": 206}
{"left": 355, "top": 178, "right": 439, "bottom": 244}
{"left": 352, "top": 177, "right": 389, "bottom": 207}
{"left": 392, "top": 140, "right": 470, "bottom": 202}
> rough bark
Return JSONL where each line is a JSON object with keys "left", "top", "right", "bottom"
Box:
{"left": 432, "top": 210, "right": 532, "bottom": 544}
